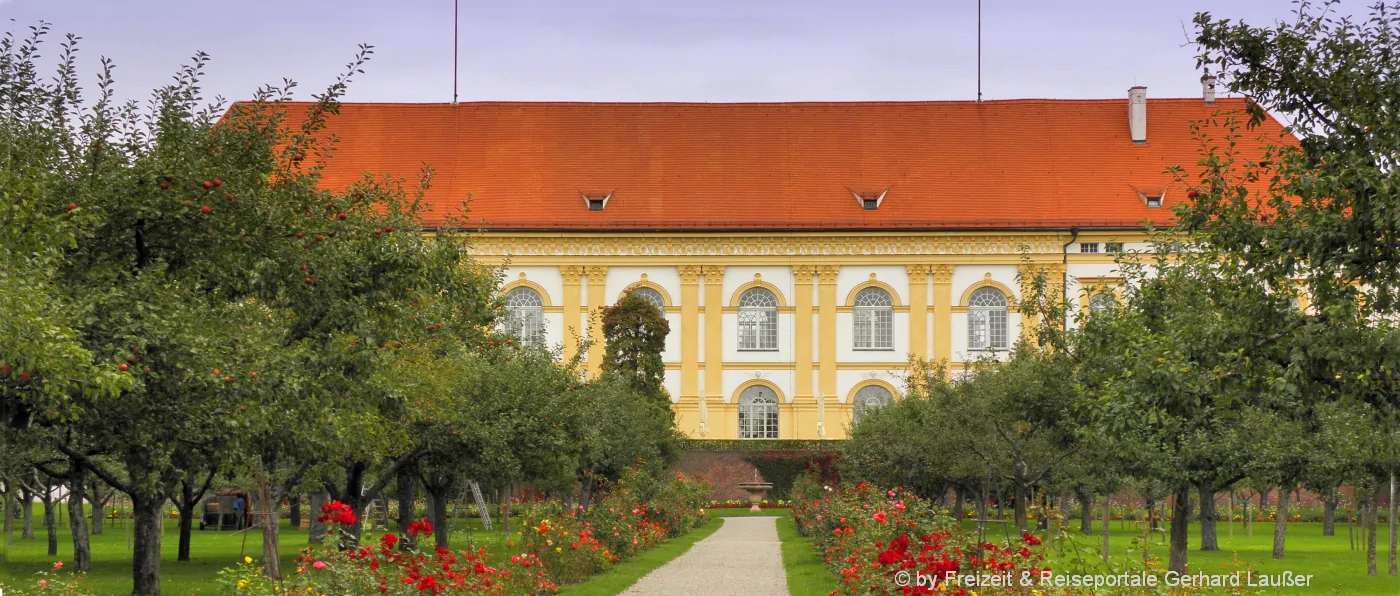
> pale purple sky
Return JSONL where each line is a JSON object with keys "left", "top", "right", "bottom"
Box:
{"left": 0, "top": 1, "right": 1318, "bottom": 105}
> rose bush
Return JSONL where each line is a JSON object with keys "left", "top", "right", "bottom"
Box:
{"left": 217, "top": 469, "right": 710, "bottom": 594}
{"left": 791, "top": 474, "right": 1054, "bottom": 595}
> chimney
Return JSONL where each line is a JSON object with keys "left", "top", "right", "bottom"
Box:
{"left": 1128, "top": 86, "right": 1147, "bottom": 144}
{"left": 1202, "top": 75, "right": 1217, "bottom": 104}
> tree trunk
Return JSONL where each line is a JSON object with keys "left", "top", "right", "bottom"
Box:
{"left": 1013, "top": 482, "right": 1028, "bottom": 533}
{"left": 1168, "top": 483, "right": 1190, "bottom": 574}
{"left": 1272, "top": 486, "right": 1290, "bottom": 559}
{"left": 396, "top": 469, "right": 417, "bottom": 552}
{"left": 1322, "top": 488, "right": 1337, "bottom": 537}
{"left": 68, "top": 465, "right": 92, "bottom": 572}
{"left": 2, "top": 482, "right": 12, "bottom": 550}
{"left": 289, "top": 495, "right": 301, "bottom": 531}
{"left": 952, "top": 486, "right": 965, "bottom": 523}
{"left": 88, "top": 479, "right": 106, "bottom": 535}
{"left": 1198, "top": 480, "right": 1218, "bottom": 551}
{"left": 41, "top": 489, "right": 58, "bottom": 556}
{"left": 308, "top": 492, "right": 327, "bottom": 545}
{"left": 1258, "top": 488, "right": 1270, "bottom": 510}
{"left": 1368, "top": 486, "right": 1380, "bottom": 576}
{"left": 20, "top": 485, "right": 34, "bottom": 539}
{"left": 176, "top": 501, "right": 195, "bottom": 562}
{"left": 426, "top": 483, "right": 451, "bottom": 550}
{"left": 1390, "top": 473, "right": 1397, "bottom": 576}
{"left": 1146, "top": 498, "right": 1158, "bottom": 531}
{"left": 1101, "top": 494, "right": 1111, "bottom": 563}
{"left": 131, "top": 494, "right": 164, "bottom": 596}
{"left": 1077, "top": 490, "right": 1093, "bottom": 535}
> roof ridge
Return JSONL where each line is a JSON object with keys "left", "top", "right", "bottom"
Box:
{"left": 239, "top": 97, "right": 1251, "bottom": 107}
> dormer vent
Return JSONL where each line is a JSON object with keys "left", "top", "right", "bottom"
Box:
{"left": 1131, "top": 186, "right": 1164, "bottom": 208}
{"left": 581, "top": 192, "right": 612, "bottom": 211}
{"left": 849, "top": 188, "right": 889, "bottom": 210}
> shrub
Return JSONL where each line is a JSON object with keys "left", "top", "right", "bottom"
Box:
{"left": 790, "top": 474, "right": 1054, "bottom": 595}
{"left": 741, "top": 450, "right": 839, "bottom": 500}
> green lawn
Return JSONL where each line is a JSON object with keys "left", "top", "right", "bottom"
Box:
{"left": 0, "top": 512, "right": 512, "bottom": 595}
{"left": 557, "top": 517, "right": 722, "bottom": 595}
{"left": 776, "top": 516, "right": 839, "bottom": 596}
{"left": 965, "top": 518, "right": 1400, "bottom": 595}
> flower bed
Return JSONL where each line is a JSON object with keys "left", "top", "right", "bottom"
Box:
{"left": 217, "top": 469, "right": 710, "bottom": 595}
{"left": 789, "top": 475, "right": 1052, "bottom": 595}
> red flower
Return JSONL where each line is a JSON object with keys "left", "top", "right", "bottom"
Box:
{"left": 1022, "top": 532, "right": 1042, "bottom": 546}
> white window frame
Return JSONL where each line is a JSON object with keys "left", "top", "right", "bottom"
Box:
{"left": 627, "top": 287, "right": 666, "bottom": 314}
{"left": 503, "top": 287, "right": 545, "bottom": 345}
{"left": 967, "top": 287, "right": 1009, "bottom": 351}
{"left": 852, "top": 287, "right": 894, "bottom": 350}
{"left": 737, "top": 385, "right": 780, "bottom": 439}
{"left": 737, "top": 288, "right": 779, "bottom": 351}
{"left": 852, "top": 385, "right": 894, "bottom": 423}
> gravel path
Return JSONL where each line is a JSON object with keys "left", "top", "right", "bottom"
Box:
{"left": 620, "top": 516, "right": 790, "bottom": 596}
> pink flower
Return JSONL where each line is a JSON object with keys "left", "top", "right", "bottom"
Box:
{"left": 312, "top": 560, "right": 326, "bottom": 569}
{"left": 895, "top": 500, "right": 906, "bottom": 511}
{"left": 873, "top": 511, "right": 887, "bottom": 523}
{"left": 53, "top": 561, "right": 63, "bottom": 569}
{"left": 38, "top": 579, "right": 47, "bottom": 588}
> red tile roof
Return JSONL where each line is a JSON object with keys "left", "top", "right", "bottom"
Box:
{"left": 274, "top": 98, "right": 1293, "bottom": 231}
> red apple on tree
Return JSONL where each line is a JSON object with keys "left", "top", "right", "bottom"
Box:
{"left": 119, "top": 363, "right": 129, "bottom": 371}
{"left": 201, "top": 205, "right": 211, "bottom": 214}
{"left": 201, "top": 181, "right": 212, "bottom": 189}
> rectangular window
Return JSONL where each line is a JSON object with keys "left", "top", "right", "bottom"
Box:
{"left": 738, "top": 310, "right": 778, "bottom": 351}
{"left": 1105, "top": 242, "right": 1123, "bottom": 253}
{"left": 1079, "top": 243, "right": 1099, "bottom": 254}
{"left": 969, "top": 309, "right": 1008, "bottom": 350}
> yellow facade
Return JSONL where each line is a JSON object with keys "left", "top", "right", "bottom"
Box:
{"left": 476, "top": 230, "right": 1144, "bottom": 440}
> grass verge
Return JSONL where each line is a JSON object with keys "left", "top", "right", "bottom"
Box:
{"left": 557, "top": 517, "right": 723, "bottom": 596}
{"left": 776, "top": 516, "right": 837, "bottom": 596}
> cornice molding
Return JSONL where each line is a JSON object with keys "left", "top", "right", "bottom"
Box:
{"left": 472, "top": 234, "right": 1068, "bottom": 258}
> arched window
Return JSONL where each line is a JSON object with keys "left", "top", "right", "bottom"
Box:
{"left": 852, "top": 287, "right": 894, "bottom": 350}
{"left": 852, "top": 385, "right": 893, "bottom": 423}
{"left": 737, "top": 385, "right": 779, "bottom": 439}
{"left": 738, "top": 288, "right": 779, "bottom": 351}
{"left": 1089, "top": 293, "right": 1116, "bottom": 314}
{"left": 503, "top": 287, "right": 544, "bottom": 345}
{"left": 967, "top": 287, "right": 1009, "bottom": 350}
{"left": 627, "top": 287, "right": 666, "bottom": 314}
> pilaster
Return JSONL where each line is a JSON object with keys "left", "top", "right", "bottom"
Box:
{"left": 585, "top": 265, "right": 609, "bottom": 377}
{"left": 817, "top": 265, "right": 839, "bottom": 414}
{"left": 932, "top": 265, "right": 954, "bottom": 361}
{"left": 679, "top": 266, "right": 702, "bottom": 419}
{"left": 906, "top": 265, "right": 930, "bottom": 362}
{"left": 793, "top": 266, "right": 815, "bottom": 405}
{"left": 702, "top": 266, "right": 726, "bottom": 429}
{"left": 560, "top": 266, "right": 584, "bottom": 364}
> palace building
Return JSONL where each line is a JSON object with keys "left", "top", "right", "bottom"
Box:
{"left": 300, "top": 83, "right": 1288, "bottom": 441}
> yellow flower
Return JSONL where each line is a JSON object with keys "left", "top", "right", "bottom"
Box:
{"left": 555, "top": 547, "right": 562, "bottom": 552}
{"left": 245, "top": 556, "right": 253, "bottom": 564}
{"left": 237, "top": 579, "right": 249, "bottom": 589}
